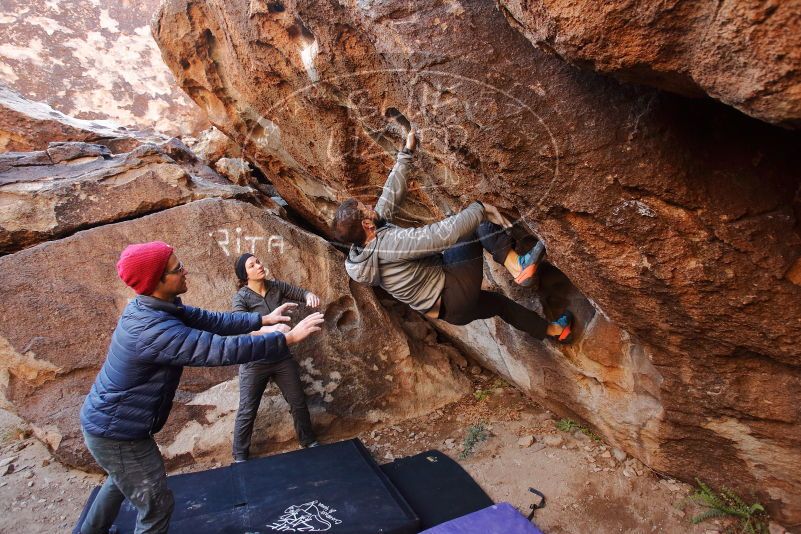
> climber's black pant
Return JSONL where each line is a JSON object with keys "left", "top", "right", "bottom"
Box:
{"left": 232, "top": 357, "right": 316, "bottom": 461}
{"left": 438, "top": 222, "right": 548, "bottom": 339}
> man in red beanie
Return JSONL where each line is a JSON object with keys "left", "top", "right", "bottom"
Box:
{"left": 78, "top": 242, "right": 325, "bottom": 534}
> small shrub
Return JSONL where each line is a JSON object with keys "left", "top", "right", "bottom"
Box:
{"left": 473, "top": 389, "right": 491, "bottom": 401}
{"left": 691, "top": 479, "right": 768, "bottom": 534}
{"left": 556, "top": 418, "right": 601, "bottom": 442}
{"left": 460, "top": 423, "right": 489, "bottom": 459}
{"left": 555, "top": 418, "right": 578, "bottom": 432}
{"left": 491, "top": 378, "right": 508, "bottom": 389}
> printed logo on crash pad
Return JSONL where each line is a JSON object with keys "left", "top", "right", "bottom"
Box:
{"left": 265, "top": 500, "right": 342, "bottom": 531}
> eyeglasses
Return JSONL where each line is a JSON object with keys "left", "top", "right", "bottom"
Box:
{"left": 164, "top": 261, "right": 185, "bottom": 275}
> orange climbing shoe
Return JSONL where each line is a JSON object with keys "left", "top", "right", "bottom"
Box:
{"left": 548, "top": 311, "right": 573, "bottom": 344}
{"left": 515, "top": 241, "right": 546, "bottom": 287}
{"left": 551, "top": 311, "right": 573, "bottom": 344}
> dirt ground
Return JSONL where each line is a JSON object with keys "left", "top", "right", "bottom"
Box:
{"left": 354, "top": 371, "right": 727, "bottom": 534}
{"left": 0, "top": 370, "right": 786, "bottom": 533}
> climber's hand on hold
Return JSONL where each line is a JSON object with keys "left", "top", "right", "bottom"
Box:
{"left": 404, "top": 129, "right": 417, "bottom": 153}
{"left": 482, "top": 203, "right": 512, "bottom": 229}
{"left": 385, "top": 108, "right": 415, "bottom": 151}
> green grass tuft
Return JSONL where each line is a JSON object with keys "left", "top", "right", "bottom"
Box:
{"left": 473, "top": 389, "right": 492, "bottom": 401}
{"left": 690, "top": 479, "right": 768, "bottom": 533}
{"left": 555, "top": 418, "right": 601, "bottom": 442}
{"left": 460, "top": 422, "right": 489, "bottom": 459}
{"left": 491, "top": 378, "right": 508, "bottom": 389}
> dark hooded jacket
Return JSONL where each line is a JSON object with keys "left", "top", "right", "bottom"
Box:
{"left": 232, "top": 279, "right": 308, "bottom": 316}
{"left": 80, "top": 295, "right": 289, "bottom": 440}
{"left": 231, "top": 280, "right": 308, "bottom": 364}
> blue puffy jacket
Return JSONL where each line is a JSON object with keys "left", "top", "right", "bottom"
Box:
{"left": 80, "top": 295, "right": 289, "bottom": 440}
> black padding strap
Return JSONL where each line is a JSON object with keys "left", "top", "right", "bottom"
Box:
{"left": 527, "top": 487, "right": 546, "bottom": 521}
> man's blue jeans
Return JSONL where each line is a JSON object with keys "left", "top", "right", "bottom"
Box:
{"left": 439, "top": 222, "right": 548, "bottom": 339}
{"left": 81, "top": 431, "right": 174, "bottom": 534}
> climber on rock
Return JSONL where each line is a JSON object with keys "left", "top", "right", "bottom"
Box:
{"left": 332, "top": 128, "right": 573, "bottom": 343}
{"left": 78, "top": 242, "right": 324, "bottom": 534}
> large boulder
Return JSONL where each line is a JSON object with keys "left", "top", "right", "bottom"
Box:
{"left": 0, "top": 0, "right": 205, "bottom": 135}
{"left": 0, "top": 198, "right": 469, "bottom": 469}
{"left": 0, "top": 140, "right": 258, "bottom": 255}
{"left": 499, "top": 0, "right": 801, "bottom": 128}
{"left": 153, "top": 0, "right": 801, "bottom": 522}
{"left": 0, "top": 85, "right": 168, "bottom": 153}
{"left": 433, "top": 262, "right": 665, "bottom": 465}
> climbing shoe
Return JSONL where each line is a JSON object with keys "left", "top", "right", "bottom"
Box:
{"left": 515, "top": 241, "right": 546, "bottom": 287}
{"left": 551, "top": 311, "right": 574, "bottom": 344}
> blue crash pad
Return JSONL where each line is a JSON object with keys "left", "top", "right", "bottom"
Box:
{"left": 380, "top": 450, "right": 494, "bottom": 528}
{"left": 419, "top": 502, "right": 544, "bottom": 534}
{"left": 73, "top": 439, "right": 418, "bottom": 533}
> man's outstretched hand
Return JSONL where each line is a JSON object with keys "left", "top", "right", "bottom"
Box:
{"left": 264, "top": 324, "right": 291, "bottom": 334}
{"left": 285, "top": 312, "right": 325, "bottom": 346}
{"left": 482, "top": 203, "right": 512, "bottom": 229}
{"left": 261, "top": 302, "right": 297, "bottom": 326}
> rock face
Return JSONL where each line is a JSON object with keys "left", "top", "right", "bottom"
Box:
{"left": 153, "top": 0, "right": 801, "bottom": 522}
{"left": 0, "top": 198, "right": 469, "bottom": 469}
{"left": 0, "top": 140, "right": 256, "bottom": 255}
{"left": 0, "top": 0, "right": 204, "bottom": 135}
{"left": 433, "top": 262, "right": 664, "bottom": 466}
{"left": 215, "top": 157, "right": 256, "bottom": 187}
{"left": 499, "top": 0, "right": 801, "bottom": 128}
{"left": 0, "top": 86, "right": 168, "bottom": 153}
{"left": 187, "top": 126, "right": 241, "bottom": 165}
{"left": 187, "top": 127, "right": 273, "bottom": 193}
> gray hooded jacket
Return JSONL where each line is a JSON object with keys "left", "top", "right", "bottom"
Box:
{"left": 345, "top": 150, "right": 485, "bottom": 312}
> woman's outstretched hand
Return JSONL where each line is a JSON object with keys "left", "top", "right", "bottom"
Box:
{"left": 285, "top": 312, "right": 325, "bottom": 346}
{"left": 261, "top": 302, "right": 297, "bottom": 326}
{"left": 305, "top": 292, "right": 321, "bottom": 308}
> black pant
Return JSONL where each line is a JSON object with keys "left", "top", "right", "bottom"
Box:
{"left": 438, "top": 222, "right": 548, "bottom": 339}
{"left": 232, "top": 357, "right": 316, "bottom": 461}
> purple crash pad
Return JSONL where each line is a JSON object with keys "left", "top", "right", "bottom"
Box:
{"left": 419, "top": 502, "right": 544, "bottom": 534}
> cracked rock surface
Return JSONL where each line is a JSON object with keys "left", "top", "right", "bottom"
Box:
{"left": 0, "top": 140, "right": 255, "bottom": 254}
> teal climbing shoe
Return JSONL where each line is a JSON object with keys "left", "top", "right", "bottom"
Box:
{"left": 552, "top": 311, "right": 574, "bottom": 344}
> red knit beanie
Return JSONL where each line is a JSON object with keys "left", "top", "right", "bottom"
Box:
{"left": 116, "top": 241, "right": 175, "bottom": 295}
